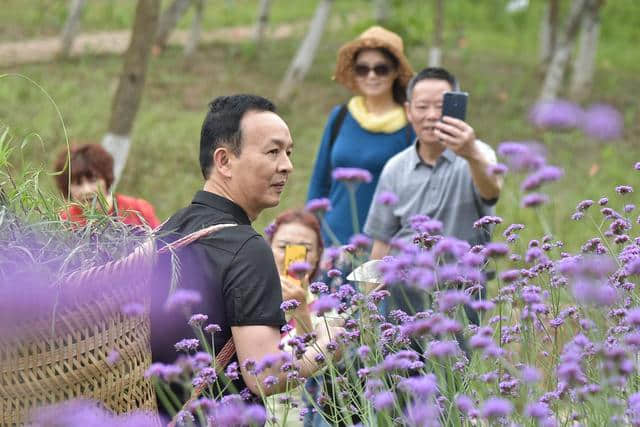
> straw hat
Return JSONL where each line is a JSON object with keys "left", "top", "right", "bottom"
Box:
{"left": 333, "top": 26, "right": 414, "bottom": 93}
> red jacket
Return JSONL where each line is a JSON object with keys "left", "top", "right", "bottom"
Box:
{"left": 61, "top": 193, "right": 160, "bottom": 229}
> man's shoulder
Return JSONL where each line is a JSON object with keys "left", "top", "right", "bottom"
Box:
{"left": 382, "top": 145, "right": 416, "bottom": 172}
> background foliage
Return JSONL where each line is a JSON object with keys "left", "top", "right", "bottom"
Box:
{"left": 0, "top": 0, "right": 639, "bottom": 252}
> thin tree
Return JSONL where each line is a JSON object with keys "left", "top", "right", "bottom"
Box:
{"left": 102, "top": 0, "right": 160, "bottom": 186}
{"left": 539, "top": 0, "right": 560, "bottom": 67}
{"left": 569, "top": 0, "right": 604, "bottom": 99}
{"left": 184, "top": 0, "right": 205, "bottom": 61}
{"left": 538, "top": 0, "right": 589, "bottom": 101}
{"left": 428, "top": 0, "right": 444, "bottom": 67}
{"left": 374, "top": 0, "right": 390, "bottom": 24}
{"left": 153, "top": 0, "right": 192, "bottom": 52}
{"left": 253, "top": 0, "right": 272, "bottom": 44}
{"left": 276, "top": 0, "right": 334, "bottom": 101}
{"left": 58, "top": 0, "right": 88, "bottom": 58}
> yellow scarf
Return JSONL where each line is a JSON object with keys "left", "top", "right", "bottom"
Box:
{"left": 347, "top": 96, "right": 407, "bottom": 133}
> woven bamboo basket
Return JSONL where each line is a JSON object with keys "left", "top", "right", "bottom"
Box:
{"left": 0, "top": 239, "right": 157, "bottom": 425}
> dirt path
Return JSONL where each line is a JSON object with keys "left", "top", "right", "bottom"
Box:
{"left": 0, "top": 23, "right": 300, "bottom": 68}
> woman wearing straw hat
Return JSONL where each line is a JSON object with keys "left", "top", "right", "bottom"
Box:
{"left": 307, "top": 26, "right": 414, "bottom": 246}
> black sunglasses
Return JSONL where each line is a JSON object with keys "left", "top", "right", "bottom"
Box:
{"left": 353, "top": 63, "right": 393, "bottom": 77}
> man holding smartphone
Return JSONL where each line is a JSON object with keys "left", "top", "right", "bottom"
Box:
{"left": 364, "top": 67, "right": 503, "bottom": 314}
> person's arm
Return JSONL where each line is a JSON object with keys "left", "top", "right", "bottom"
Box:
{"left": 307, "top": 107, "right": 342, "bottom": 201}
{"left": 370, "top": 239, "right": 391, "bottom": 260}
{"left": 435, "top": 117, "right": 503, "bottom": 201}
{"left": 224, "top": 236, "right": 341, "bottom": 396}
{"left": 232, "top": 322, "right": 342, "bottom": 396}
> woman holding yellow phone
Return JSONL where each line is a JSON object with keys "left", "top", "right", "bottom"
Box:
{"left": 266, "top": 209, "right": 324, "bottom": 336}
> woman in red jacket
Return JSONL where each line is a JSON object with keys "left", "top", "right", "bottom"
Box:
{"left": 54, "top": 143, "right": 160, "bottom": 228}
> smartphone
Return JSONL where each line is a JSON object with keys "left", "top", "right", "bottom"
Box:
{"left": 284, "top": 244, "right": 308, "bottom": 286}
{"left": 442, "top": 91, "right": 468, "bottom": 121}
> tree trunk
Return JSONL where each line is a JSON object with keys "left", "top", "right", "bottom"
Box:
{"left": 58, "top": 0, "right": 87, "bottom": 58}
{"left": 154, "top": 0, "right": 191, "bottom": 52}
{"left": 102, "top": 0, "right": 160, "bottom": 187}
{"left": 539, "top": 0, "right": 559, "bottom": 67}
{"left": 428, "top": 0, "right": 444, "bottom": 67}
{"left": 184, "top": 0, "right": 204, "bottom": 60}
{"left": 276, "top": 0, "right": 333, "bottom": 102}
{"left": 569, "top": 0, "right": 602, "bottom": 100}
{"left": 253, "top": 0, "right": 272, "bottom": 43}
{"left": 374, "top": 0, "right": 390, "bottom": 24}
{"left": 538, "top": 0, "right": 588, "bottom": 101}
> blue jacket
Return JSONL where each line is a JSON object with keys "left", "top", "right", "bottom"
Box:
{"left": 307, "top": 105, "right": 414, "bottom": 245}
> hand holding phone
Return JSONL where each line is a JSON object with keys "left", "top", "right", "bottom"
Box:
{"left": 284, "top": 244, "right": 308, "bottom": 286}
{"left": 442, "top": 91, "right": 468, "bottom": 122}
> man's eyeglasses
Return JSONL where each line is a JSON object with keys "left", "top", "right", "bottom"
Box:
{"left": 353, "top": 63, "right": 393, "bottom": 78}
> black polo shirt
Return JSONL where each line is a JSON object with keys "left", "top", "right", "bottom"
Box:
{"left": 151, "top": 191, "right": 285, "bottom": 394}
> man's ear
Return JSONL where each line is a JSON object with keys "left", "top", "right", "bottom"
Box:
{"left": 404, "top": 101, "right": 412, "bottom": 121}
{"left": 213, "top": 147, "right": 234, "bottom": 179}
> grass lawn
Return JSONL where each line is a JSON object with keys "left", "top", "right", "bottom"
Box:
{"left": 1, "top": 0, "right": 639, "bottom": 253}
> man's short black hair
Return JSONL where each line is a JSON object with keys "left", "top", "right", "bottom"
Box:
{"left": 199, "top": 94, "right": 276, "bottom": 179}
{"left": 406, "top": 67, "right": 459, "bottom": 101}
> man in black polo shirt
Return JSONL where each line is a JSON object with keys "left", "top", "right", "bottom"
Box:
{"left": 151, "top": 95, "right": 341, "bottom": 400}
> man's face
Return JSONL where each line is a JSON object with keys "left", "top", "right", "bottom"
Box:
{"left": 406, "top": 79, "right": 453, "bottom": 145}
{"left": 228, "top": 110, "right": 293, "bottom": 219}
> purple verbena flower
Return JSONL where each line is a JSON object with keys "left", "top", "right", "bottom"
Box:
{"left": 398, "top": 374, "right": 438, "bottom": 398}
{"left": 121, "top": 302, "right": 145, "bottom": 317}
{"left": 373, "top": 391, "right": 395, "bottom": 411}
{"left": 350, "top": 234, "right": 372, "bottom": 249}
{"left": 263, "top": 222, "right": 276, "bottom": 238}
{"left": 437, "top": 290, "right": 470, "bottom": 312}
{"left": 305, "top": 198, "right": 331, "bottom": 213}
{"left": 332, "top": 167, "right": 372, "bottom": 184}
{"left": 204, "top": 323, "right": 222, "bottom": 334}
{"left": 188, "top": 313, "right": 208, "bottom": 328}
{"left": 106, "top": 349, "right": 120, "bottom": 366}
{"left": 522, "top": 193, "right": 549, "bottom": 208}
{"left": 288, "top": 261, "right": 312, "bottom": 278}
{"left": 456, "top": 394, "right": 475, "bottom": 414}
{"left": 309, "top": 281, "right": 329, "bottom": 294}
{"left": 377, "top": 191, "right": 399, "bottom": 206}
{"left": 521, "top": 166, "right": 565, "bottom": 191}
{"left": 525, "top": 402, "right": 551, "bottom": 419}
{"left": 310, "top": 295, "right": 340, "bottom": 316}
{"left": 487, "top": 163, "right": 508, "bottom": 175}
{"left": 529, "top": 100, "right": 583, "bottom": 130}
{"left": 497, "top": 142, "right": 546, "bottom": 172}
{"left": 483, "top": 242, "right": 509, "bottom": 258}
{"left": 581, "top": 103, "right": 623, "bottom": 140}
{"left": 480, "top": 397, "right": 514, "bottom": 419}
{"left": 427, "top": 340, "right": 460, "bottom": 358}
{"left": 280, "top": 299, "right": 300, "bottom": 312}
{"left": 174, "top": 338, "right": 200, "bottom": 353}
{"left": 616, "top": 185, "right": 633, "bottom": 195}
{"left": 164, "top": 289, "right": 202, "bottom": 313}
{"left": 577, "top": 199, "right": 594, "bottom": 211}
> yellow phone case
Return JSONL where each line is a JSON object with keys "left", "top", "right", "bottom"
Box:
{"left": 284, "top": 244, "right": 307, "bottom": 286}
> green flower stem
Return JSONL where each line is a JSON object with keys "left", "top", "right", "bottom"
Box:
{"left": 318, "top": 212, "right": 341, "bottom": 247}
{"left": 346, "top": 184, "right": 360, "bottom": 236}
{"left": 154, "top": 379, "right": 178, "bottom": 416}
